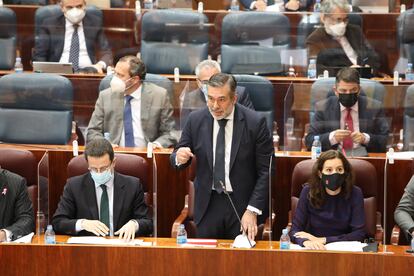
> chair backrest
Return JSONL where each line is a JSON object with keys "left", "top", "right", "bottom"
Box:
{"left": 291, "top": 158, "right": 378, "bottom": 238}
{"left": 233, "top": 74, "right": 274, "bottom": 132}
{"left": 404, "top": 84, "right": 414, "bottom": 150}
{"left": 0, "top": 73, "right": 73, "bottom": 144}
{"left": 0, "top": 7, "right": 16, "bottom": 70}
{"left": 397, "top": 8, "right": 414, "bottom": 64}
{"left": 221, "top": 12, "right": 290, "bottom": 75}
{"left": 10, "top": 0, "right": 48, "bottom": 4}
{"left": 141, "top": 10, "right": 209, "bottom": 74}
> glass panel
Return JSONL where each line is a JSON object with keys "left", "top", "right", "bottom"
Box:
{"left": 37, "top": 151, "right": 49, "bottom": 236}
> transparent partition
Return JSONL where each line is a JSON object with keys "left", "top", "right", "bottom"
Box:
{"left": 37, "top": 151, "right": 49, "bottom": 236}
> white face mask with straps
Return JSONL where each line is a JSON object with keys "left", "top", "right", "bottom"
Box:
{"left": 325, "top": 22, "right": 347, "bottom": 37}
{"left": 64, "top": 7, "right": 86, "bottom": 24}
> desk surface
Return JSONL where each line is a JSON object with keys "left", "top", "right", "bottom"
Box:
{"left": 1, "top": 235, "right": 413, "bottom": 275}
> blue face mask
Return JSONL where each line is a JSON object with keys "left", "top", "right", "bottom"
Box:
{"left": 90, "top": 169, "right": 113, "bottom": 185}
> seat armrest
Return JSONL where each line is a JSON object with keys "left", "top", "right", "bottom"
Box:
{"left": 391, "top": 225, "right": 401, "bottom": 245}
{"left": 171, "top": 194, "right": 189, "bottom": 238}
{"left": 375, "top": 211, "right": 384, "bottom": 243}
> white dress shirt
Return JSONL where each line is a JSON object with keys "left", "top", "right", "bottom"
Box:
{"left": 120, "top": 85, "right": 147, "bottom": 148}
{"left": 335, "top": 36, "right": 358, "bottom": 65}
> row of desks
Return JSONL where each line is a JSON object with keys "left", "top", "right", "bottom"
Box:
{"left": 1, "top": 235, "right": 413, "bottom": 275}
{"left": 2, "top": 143, "right": 413, "bottom": 244}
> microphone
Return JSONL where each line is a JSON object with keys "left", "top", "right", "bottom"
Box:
{"left": 219, "top": 181, "right": 254, "bottom": 248}
{"left": 268, "top": 154, "right": 273, "bottom": 243}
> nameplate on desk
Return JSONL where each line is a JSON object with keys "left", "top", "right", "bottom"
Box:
{"left": 182, "top": 238, "right": 217, "bottom": 248}
{"left": 67, "top": 236, "right": 145, "bottom": 246}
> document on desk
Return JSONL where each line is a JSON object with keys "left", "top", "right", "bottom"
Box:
{"left": 67, "top": 236, "right": 145, "bottom": 246}
{"left": 325, "top": 241, "right": 368, "bottom": 252}
{"left": 10, "top": 232, "right": 34, "bottom": 244}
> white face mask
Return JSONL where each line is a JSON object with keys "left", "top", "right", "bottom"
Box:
{"left": 65, "top": 7, "right": 86, "bottom": 24}
{"left": 325, "top": 22, "right": 347, "bottom": 37}
{"left": 110, "top": 76, "right": 136, "bottom": 93}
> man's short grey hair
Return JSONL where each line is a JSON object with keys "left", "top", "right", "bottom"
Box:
{"left": 321, "top": 0, "right": 350, "bottom": 14}
{"left": 195, "top": 60, "right": 221, "bottom": 78}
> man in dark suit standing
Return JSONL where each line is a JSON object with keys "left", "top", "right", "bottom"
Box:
{"left": 52, "top": 138, "right": 152, "bottom": 241}
{"left": 305, "top": 67, "right": 389, "bottom": 153}
{"left": 33, "top": 0, "right": 112, "bottom": 73}
{"left": 171, "top": 73, "right": 273, "bottom": 241}
{"left": 180, "top": 60, "right": 254, "bottom": 128}
{"left": 0, "top": 168, "right": 35, "bottom": 242}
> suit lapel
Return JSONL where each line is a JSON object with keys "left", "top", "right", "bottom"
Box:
{"left": 203, "top": 111, "right": 214, "bottom": 172}
{"left": 331, "top": 97, "right": 341, "bottom": 130}
{"left": 81, "top": 13, "right": 95, "bottom": 63}
{"left": 358, "top": 96, "right": 368, "bottom": 132}
{"left": 84, "top": 175, "right": 99, "bottom": 220}
{"left": 230, "top": 105, "right": 244, "bottom": 171}
{"left": 112, "top": 173, "right": 125, "bottom": 231}
{"left": 140, "top": 83, "right": 154, "bottom": 134}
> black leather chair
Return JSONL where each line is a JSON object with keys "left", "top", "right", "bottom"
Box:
{"left": 397, "top": 8, "right": 414, "bottom": 64}
{"left": 0, "top": 7, "right": 16, "bottom": 70}
{"left": 234, "top": 74, "right": 274, "bottom": 132}
{"left": 0, "top": 73, "right": 73, "bottom": 144}
{"left": 141, "top": 10, "right": 209, "bottom": 74}
{"left": 403, "top": 84, "right": 414, "bottom": 150}
{"left": 220, "top": 12, "right": 290, "bottom": 75}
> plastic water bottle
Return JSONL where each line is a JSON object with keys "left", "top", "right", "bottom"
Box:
{"left": 411, "top": 236, "right": 414, "bottom": 251}
{"left": 313, "top": 0, "right": 321, "bottom": 12}
{"left": 44, "top": 225, "right": 56, "bottom": 244}
{"left": 279, "top": 228, "right": 290, "bottom": 250}
{"left": 406, "top": 63, "right": 414, "bottom": 81}
{"left": 230, "top": 0, "right": 239, "bottom": 11}
{"left": 307, "top": 59, "right": 317, "bottom": 79}
{"left": 14, "top": 57, "right": 23, "bottom": 73}
{"left": 144, "top": 0, "right": 153, "bottom": 9}
{"left": 176, "top": 224, "right": 187, "bottom": 245}
{"left": 311, "top": 135, "right": 322, "bottom": 160}
{"left": 104, "top": 132, "right": 111, "bottom": 141}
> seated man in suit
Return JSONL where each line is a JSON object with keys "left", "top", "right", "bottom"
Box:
{"left": 305, "top": 67, "right": 389, "bottom": 154}
{"left": 33, "top": 0, "right": 113, "bottom": 73}
{"left": 239, "top": 0, "right": 312, "bottom": 11}
{"left": 395, "top": 175, "right": 414, "bottom": 241}
{"left": 0, "top": 167, "right": 35, "bottom": 242}
{"left": 52, "top": 138, "right": 152, "bottom": 240}
{"left": 171, "top": 73, "right": 273, "bottom": 241}
{"left": 180, "top": 59, "right": 254, "bottom": 128}
{"left": 87, "top": 55, "right": 177, "bottom": 148}
{"left": 306, "top": 0, "right": 380, "bottom": 76}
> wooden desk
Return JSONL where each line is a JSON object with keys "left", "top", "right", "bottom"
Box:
{"left": 1, "top": 236, "right": 413, "bottom": 275}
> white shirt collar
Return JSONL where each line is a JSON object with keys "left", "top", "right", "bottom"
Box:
{"left": 340, "top": 101, "right": 359, "bottom": 112}
{"left": 65, "top": 18, "right": 83, "bottom": 29}
{"left": 125, "top": 84, "right": 142, "bottom": 100}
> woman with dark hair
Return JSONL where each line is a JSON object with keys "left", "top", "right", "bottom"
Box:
{"left": 290, "top": 150, "right": 366, "bottom": 249}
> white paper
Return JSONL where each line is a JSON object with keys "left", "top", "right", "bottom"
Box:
{"left": 390, "top": 151, "right": 414, "bottom": 160}
{"left": 67, "top": 236, "right": 144, "bottom": 246}
{"left": 11, "top": 232, "right": 34, "bottom": 243}
{"left": 289, "top": 244, "right": 307, "bottom": 250}
{"left": 324, "top": 241, "right": 367, "bottom": 252}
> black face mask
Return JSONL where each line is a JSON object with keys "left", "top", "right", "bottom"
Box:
{"left": 321, "top": 173, "right": 346, "bottom": 191}
{"left": 338, "top": 93, "right": 359, "bottom": 108}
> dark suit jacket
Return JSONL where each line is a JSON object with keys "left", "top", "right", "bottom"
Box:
{"left": 0, "top": 169, "right": 35, "bottom": 240}
{"left": 33, "top": 11, "right": 113, "bottom": 66}
{"left": 51, "top": 172, "right": 152, "bottom": 236}
{"left": 305, "top": 95, "right": 389, "bottom": 153}
{"left": 180, "top": 86, "right": 254, "bottom": 128}
{"left": 170, "top": 104, "right": 274, "bottom": 225}
{"left": 306, "top": 24, "right": 380, "bottom": 76}
{"left": 239, "top": 0, "right": 312, "bottom": 10}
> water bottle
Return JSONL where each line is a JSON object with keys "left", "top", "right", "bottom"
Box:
{"left": 307, "top": 59, "right": 317, "bottom": 79}
{"left": 411, "top": 236, "right": 414, "bottom": 252}
{"left": 14, "top": 57, "right": 23, "bottom": 73}
{"left": 176, "top": 224, "right": 187, "bottom": 245}
{"left": 405, "top": 63, "right": 414, "bottom": 81}
{"left": 230, "top": 0, "right": 239, "bottom": 11}
{"left": 44, "top": 225, "right": 56, "bottom": 244}
{"left": 311, "top": 135, "right": 322, "bottom": 160}
{"left": 279, "top": 228, "right": 290, "bottom": 250}
{"left": 313, "top": 0, "right": 321, "bottom": 12}
{"left": 104, "top": 132, "right": 111, "bottom": 141}
{"left": 144, "top": 0, "right": 153, "bottom": 9}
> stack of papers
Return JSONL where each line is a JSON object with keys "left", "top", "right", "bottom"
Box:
{"left": 11, "top": 232, "right": 34, "bottom": 244}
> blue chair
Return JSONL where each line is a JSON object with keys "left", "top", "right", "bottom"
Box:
{"left": 397, "top": 8, "right": 414, "bottom": 64}
{"left": 233, "top": 74, "right": 274, "bottom": 132}
{"left": 220, "top": 12, "right": 290, "bottom": 75}
{"left": 404, "top": 84, "right": 414, "bottom": 150}
{"left": 0, "top": 7, "right": 16, "bottom": 70}
{"left": 141, "top": 10, "right": 209, "bottom": 74}
{"left": 0, "top": 73, "right": 73, "bottom": 144}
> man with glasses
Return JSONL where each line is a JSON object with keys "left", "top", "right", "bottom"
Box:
{"left": 306, "top": 0, "right": 380, "bottom": 76}
{"left": 305, "top": 68, "right": 389, "bottom": 154}
{"left": 52, "top": 138, "right": 153, "bottom": 241}
{"left": 180, "top": 60, "right": 254, "bottom": 128}
{"left": 171, "top": 73, "right": 273, "bottom": 241}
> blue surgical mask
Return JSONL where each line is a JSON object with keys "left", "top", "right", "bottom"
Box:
{"left": 201, "top": 84, "right": 208, "bottom": 99}
{"left": 90, "top": 169, "right": 113, "bottom": 185}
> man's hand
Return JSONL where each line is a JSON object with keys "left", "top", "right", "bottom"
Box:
{"left": 0, "top": 230, "right": 6, "bottom": 242}
{"left": 303, "top": 240, "right": 326, "bottom": 250}
{"left": 241, "top": 210, "right": 257, "bottom": 241}
{"left": 334, "top": 129, "right": 351, "bottom": 143}
{"left": 92, "top": 63, "right": 104, "bottom": 74}
{"left": 81, "top": 220, "right": 109, "bottom": 236}
{"left": 351, "top": 131, "right": 366, "bottom": 144}
{"left": 115, "top": 220, "right": 137, "bottom": 242}
{"left": 176, "top": 147, "right": 194, "bottom": 165}
{"left": 254, "top": 0, "right": 267, "bottom": 11}
{"left": 284, "top": 0, "right": 300, "bottom": 10}
{"left": 294, "top": 231, "right": 317, "bottom": 241}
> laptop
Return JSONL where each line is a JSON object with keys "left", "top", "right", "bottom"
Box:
{"left": 33, "top": 62, "right": 73, "bottom": 74}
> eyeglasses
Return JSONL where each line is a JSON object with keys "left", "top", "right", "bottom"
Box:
{"left": 88, "top": 164, "right": 112, "bottom": 173}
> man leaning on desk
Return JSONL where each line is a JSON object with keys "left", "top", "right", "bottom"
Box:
{"left": 52, "top": 138, "right": 153, "bottom": 241}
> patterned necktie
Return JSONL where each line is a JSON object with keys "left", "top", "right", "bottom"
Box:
{"left": 124, "top": 95, "right": 134, "bottom": 147}
{"left": 213, "top": 119, "right": 228, "bottom": 193}
{"left": 343, "top": 108, "right": 354, "bottom": 150}
{"left": 100, "top": 184, "right": 110, "bottom": 230}
{"left": 69, "top": 24, "right": 80, "bottom": 72}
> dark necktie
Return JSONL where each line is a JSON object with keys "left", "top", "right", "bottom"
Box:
{"left": 100, "top": 184, "right": 110, "bottom": 230}
{"left": 124, "top": 95, "right": 134, "bottom": 147}
{"left": 213, "top": 119, "right": 228, "bottom": 193}
{"left": 343, "top": 108, "right": 354, "bottom": 150}
{"left": 69, "top": 24, "right": 80, "bottom": 72}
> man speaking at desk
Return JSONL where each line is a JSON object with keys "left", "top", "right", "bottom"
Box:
{"left": 171, "top": 73, "right": 273, "bottom": 241}
{"left": 52, "top": 138, "right": 152, "bottom": 240}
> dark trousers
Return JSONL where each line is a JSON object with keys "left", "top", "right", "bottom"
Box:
{"left": 196, "top": 191, "right": 241, "bottom": 239}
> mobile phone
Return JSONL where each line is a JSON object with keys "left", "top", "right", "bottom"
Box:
{"left": 406, "top": 249, "right": 414, "bottom": 253}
